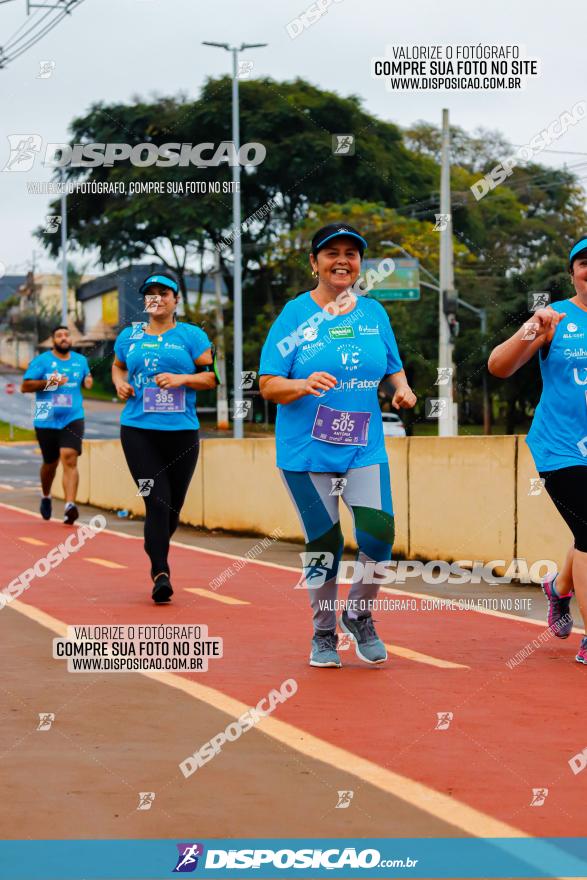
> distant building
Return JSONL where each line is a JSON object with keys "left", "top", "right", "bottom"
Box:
{"left": 16, "top": 272, "right": 85, "bottom": 317}
{"left": 76, "top": 263, "right": 228, "bottom": 342}
{"left": 0, "top": 275, "right": 27, "bottom": 306}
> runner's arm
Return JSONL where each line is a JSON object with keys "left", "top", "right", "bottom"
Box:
{"left": 488, "top": 308, "right": 565, "bottom": 378}
{"left": 154, "top": 349, "right": 217, "bottom": 391}
{"left": 21, "top": 379, "right": 48, "bottom": 392}
{"left": 83, "top": 374, "right": 93, "bottom": 390}
{"left": 112, "top": 357, "right": 135, "bottom": 400}
{"left": 260, "top": 373, "right": 338, "bottom": 404}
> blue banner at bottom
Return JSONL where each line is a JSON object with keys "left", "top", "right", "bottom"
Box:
{"left": 1, "top": 838, "right": 587, "bottom": 879}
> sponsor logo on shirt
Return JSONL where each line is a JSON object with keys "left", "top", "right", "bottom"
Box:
{"left": 141, "top": 342, "right": 160, "bottom": 349}
{"left": 563, "top": 321, "right": 584, "bottom": 339}
{"left": 573, "top": 367, "right": 587, "bottom": 385}
{"left": 358, "top": 324, "right": 379, "bottom": 335}
{"left": 329, "top": 326, "right": 354, "bottom": 339}
{"left": 334, "top": 377, "right": 379, "bottom": 391}
{"left": 337, "top": 343, "right": 361, "bottom": 372}
{"left": 563, "top": 348, "right": 587, "bottom": 358}
{"left": 301, "top": 340, "right": 324, "bottom": 352}
{"left": 302, "top": 327, "right": 318, "bottom": 341}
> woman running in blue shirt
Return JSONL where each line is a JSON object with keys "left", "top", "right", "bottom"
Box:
{"left": 259, "top": 224, "right": 416, "bottom": 668}
{"left": 112, "top": 273, "right": 217, "bottom": 603}
{"left": 489, "top": 237, "right": 587, "bottom": 663}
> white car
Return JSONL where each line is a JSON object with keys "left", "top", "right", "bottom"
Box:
{"left": 381, "top": 412, "right": 406, "bottom": 437}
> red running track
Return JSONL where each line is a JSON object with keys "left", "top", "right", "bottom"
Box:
{"left": 1, "top": 502, "right": 584, "bottom": 839}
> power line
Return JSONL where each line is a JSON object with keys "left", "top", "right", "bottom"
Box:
{"left": 0, "top": 0, "right": 84, "bottom": 67}
{"left": 2, "top": 0, "right": 48, "bottom": 51}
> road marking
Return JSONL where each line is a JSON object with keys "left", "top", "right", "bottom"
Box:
{"left": 385, "top": 642, "right": 469, "bottom": 669}
{"left": 7, "top": 597, "right": 530, "bottom": 842}
{"left": 0, "top": 501, "right": 573, "bottom": 630}
{"left": 85, "top": 557, "right": 126, "bottom": 569}
{"left": 185, "top": 587, "right": 249, "bottom": 605}
{"left": 19, "top": 536, "right": 47, "bottom": 546}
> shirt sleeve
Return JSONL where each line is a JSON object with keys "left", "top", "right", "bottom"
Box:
{"left": 259, "top": 304, "right": 298, "bottom": 378}
{"left": 375, "top": 303, "right": 403, "bottom": 375}
{"left": 187, "top": 325, "right": 211, "bottom": 361}
{"left": 114, "top": 329, "right": 129, "bottom": 364}
{"left": 23, "top": 355, "right": 45, "bottom": 381}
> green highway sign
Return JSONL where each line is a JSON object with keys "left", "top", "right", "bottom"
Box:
{"left": 361, "top": 257, "right": 420, "bottom": 302}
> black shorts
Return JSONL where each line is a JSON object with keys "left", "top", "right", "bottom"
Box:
{"left": 539, "top": 465, "right": 587, "bottom": 553}
{"left": 35, "top": 418, "right": 85, "bottom": 464}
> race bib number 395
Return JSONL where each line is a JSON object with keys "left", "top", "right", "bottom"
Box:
{"left": 143, "top": 386, "right": 186, "bottom": 413}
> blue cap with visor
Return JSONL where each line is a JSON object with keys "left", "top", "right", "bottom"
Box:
{"left": 139, "top": 274, "right": 179, "bottom": 295}
{"left": 569, "top": 238, "right": 587, "bottom": 269}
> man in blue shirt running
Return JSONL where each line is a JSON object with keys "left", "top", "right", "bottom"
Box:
{"left": 21, "top": 325, "right": 93, "bottom": 524}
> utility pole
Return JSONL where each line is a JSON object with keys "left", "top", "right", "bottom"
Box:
{"left": 202, "top": 40, "right": 267, "bottom": 438}
{"left": 60, "top": 166, "right": 68, "bottom": 325}
{"left": 213, "top": 250, "right": 229, "bottom": 430}
{"left": 439, "top": 108, "right": 457, "bottom": 436}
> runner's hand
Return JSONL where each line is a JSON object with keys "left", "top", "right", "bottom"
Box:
{"left": 301, "top": 372, "right": 338, "bottom": 397}
{"left": 154, "top": 373, "right": 184, "bottom": 389}
{"left": 47, "top": 371, "right": 67, "bottom": 388}
{"left": 392, "top": 385, "right": 417, "bottom": 410}
{"left": 525, "top": 308, "right": 566, "bottom": 340}
{"left": 116, "top": 381, "right": 135, "bottom": 401}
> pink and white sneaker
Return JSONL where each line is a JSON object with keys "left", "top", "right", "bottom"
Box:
{"left": 575, "top": 637, "right": 587, "bottom": 664}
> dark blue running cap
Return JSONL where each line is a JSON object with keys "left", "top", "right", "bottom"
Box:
{"left": 311, "top": 223, "right": 367, "bottom": 256}
{"left": 569, "top": 237, "right": 587, "bottom": 269}
{"left": 139, "top": 274, "right": 179, "bottom": 295}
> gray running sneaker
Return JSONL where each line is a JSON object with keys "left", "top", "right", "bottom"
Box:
{"left": 339, "top": 610, "right": 387, "bottom": 664}
{"left": 309, "top": 630, "right": 342, "bottom": 668}
{"left": 541, "top": 573, "right": 573, "bottom": 638}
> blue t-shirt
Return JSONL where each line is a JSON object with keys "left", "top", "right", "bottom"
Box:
{"left": 259, "top": 292, "right": 403, "bottom": 471}
{"left": 114, "top": 322, "right": 211, "bottom": 431}
{"left": 24, "top": 350, "right": 90, "bottom": 429}
{"left": 526, "top": 299, "right": 587, "bottom": 471}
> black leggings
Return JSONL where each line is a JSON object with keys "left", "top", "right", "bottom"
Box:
{"left": 540, "top": 466, "right": 587, "bottom": 552}
{"left": 120, "top": 426, "right": 199, "bottom": 577}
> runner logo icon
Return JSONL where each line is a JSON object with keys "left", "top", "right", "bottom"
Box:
{"left": 173, "top": 843, "right": 204, "bottom": 872}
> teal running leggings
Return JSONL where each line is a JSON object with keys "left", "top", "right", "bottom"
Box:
{"left": 281, "top": 463, "right": 395, "bottom": 632}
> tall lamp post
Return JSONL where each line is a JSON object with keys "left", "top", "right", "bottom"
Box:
{"left": 202, "top": 40, "right": 267, "bottom": 439}
{"left": 381, "top": 240, "right": 489, "bottom": 435}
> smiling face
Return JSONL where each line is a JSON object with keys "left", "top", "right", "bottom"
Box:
{"left": 310, "top": 237, "right": 362, "bottom": 293}
{"left": 571, "top": 254, "right": 587, "bottom": 297}
{"left": 143, "top": 284, "right": 178, "bottom": 320}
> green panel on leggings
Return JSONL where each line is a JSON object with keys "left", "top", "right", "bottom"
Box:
{"left": 351, "top": 506, "right": 395, "bottom": 545}
{"left": 305, "top": 521, "right": 344, "bottom": 556}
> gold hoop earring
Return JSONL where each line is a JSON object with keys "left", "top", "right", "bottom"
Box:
{"left": 312, "top": 271, "right": 318, "bottom": 278}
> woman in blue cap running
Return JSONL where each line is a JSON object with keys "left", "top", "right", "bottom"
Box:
{"left": 259, "top": 224, "right": 416, "bottom": 668}
{"left": 489, "top": 236, "right": 587, "bottom": 663}
{"left": 112, "top": 273, "right": 218, "bottom": 603}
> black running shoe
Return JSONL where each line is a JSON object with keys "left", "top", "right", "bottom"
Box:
{"left": 152, "top": 574, "right": 173, "bottom": 604}
{"left": 63, "top": 504, "right": 79, "bottom": 525}
{"left": 40, "top": 497, "right": 52, "bottom": 521}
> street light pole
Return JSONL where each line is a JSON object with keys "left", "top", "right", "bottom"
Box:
{"left": 439, "top": 108, "right": 457, "bottom": 436}
{"left": 203, "top": 40, "right": 267, "bottom": 439}
{"left": 60, "top": 166, "right": 68, "bottom": 325}
{"left": 382, "top": 240, "right": 489, "bottom": 433}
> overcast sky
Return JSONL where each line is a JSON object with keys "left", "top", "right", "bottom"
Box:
{"left": 1, "top": 0, "right": 585, "bottom": 276}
